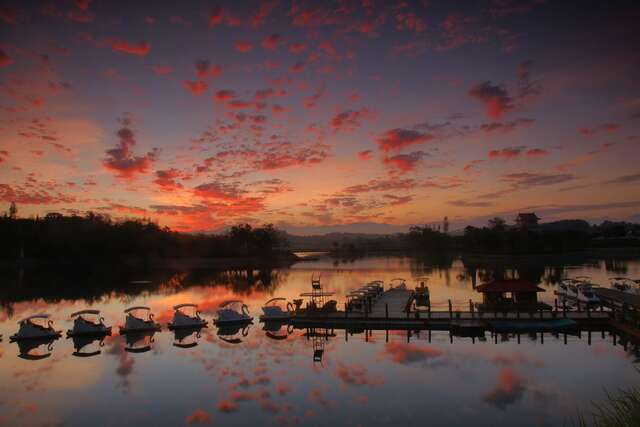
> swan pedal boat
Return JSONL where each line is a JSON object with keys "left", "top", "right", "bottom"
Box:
{"left": 168, "top": 303, "right": 208, "bottom": 329}
{"left": 66, "top": 309, "right": 112, "bottom": 337}
{"left": 215, "top": 300, "right": 253, "bottom": 325}
{"left": 10, "top": 314, "right": 62, "bottom": 342}
{"left": 119, "top": 306, "right": 161, "bottom": 333}
{"left": 260, "top": 297, "right": 294, "bottom": 321}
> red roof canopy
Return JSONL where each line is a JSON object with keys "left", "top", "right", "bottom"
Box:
{"left": 476, "top": 279, "right": 545, "bottom": 293}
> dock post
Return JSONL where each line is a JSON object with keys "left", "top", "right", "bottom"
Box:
{"left": 345, "top": 302, "right": 348, "bottom": 319}
{"left": 588, "top": 330, "right": 591, "bottom": 346}
{"left": 345, "top": 329, "right": 348, "bottom": 342}
{"left": 385, "top": 303, "right": 388, "bottom": 319}
{"left": 469, "top": 299, "right": 474, "bottom": 319}
{"left": 563, "top": 333, "right": 567, "bottom": 345}
{"left": 539, "top": 307, "right": 543, "bottom": 320}
{"left": 541, "top": 332, "right": 544, "bottom": 345}
{"left": 563, "top": 300, "right": 567, "bottom": 318}
{"left": 428, "top": 329, "right": 431, "bottom": 343}
{"left": 428, "top": 305, "right": 431, "bottom": 320}
{"left": 554, "top": 298, "right": 558, "bottom": 311}
{"left": 448, "top": 300, "right": 452, "bottom": 320}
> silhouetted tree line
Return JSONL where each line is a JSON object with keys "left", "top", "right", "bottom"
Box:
{"left": 0, "top": 212, "right": 289, "bottom": 260}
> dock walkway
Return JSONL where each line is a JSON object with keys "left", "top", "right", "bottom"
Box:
{"left": 594, "top": 288, "right": 640, "bottom": 309}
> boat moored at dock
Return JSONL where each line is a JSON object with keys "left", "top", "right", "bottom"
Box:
{"left": 10, "top": 314, "right": 62, "bottom": 342}
{"left": 168, "top": 303, "right": 208, "bottom": 329}
{"left": 215, "top": 300, "right": 252, "bottom": 325}
{"left": 67, "top": 309, "right": 112, "bottom": 337}
{"left": 120, "top": 306, "right": 161, "bottom": 333}
{"left": 260, "top": 297, "right": 294, "bottom": 321}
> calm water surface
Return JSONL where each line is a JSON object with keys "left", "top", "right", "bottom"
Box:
{"left": 1, "top": 255, "right": 639, "bottom": 426}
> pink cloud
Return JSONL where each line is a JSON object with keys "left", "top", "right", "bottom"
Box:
{"left": 0, "top": 49, "right": 13, "bottom": 67}
{"left": 358, "top": 150, "right": 372, "bottom": 160}
{"left": 214, "top": 90, "right": 236, "bottom": 102}
{"left": 488, "top": 147, "right": 523, "bottom": 160}
{"left": 468, "top": 81, "right": 513, "bottom": 119}
{"left": 111, "top": 39, "right": 151, "bottom": 56}
{"left": 261, "top": 34, "right": 284, "bottom": 50}
{"left": 234, "top": 41, "right": 253, "bottom": 53}
{"left": 376, "top": 128, "right": 434, "bottom": 152}
{"left": 184, "top": 80, "right": 208, "bottom": 96}
{"left": 185, "top": 409, "right": 212, "bottom": 425}
{"left": 383, "top": 151, "right": 426, "bottom": 173}
{"left": 330, "top": 108, "right": 374, "bottom": 133}
{"left": 526, "top": 148, "right": 548, "bottom": 157}
{"left": 289, "top": 43, "right": 306, "bottom": 54}
{"left": 103, "top": 117, "right": 159, "bottom": 179}
{"left": 578, "top": 123, "right": 620, "bottom": 136}
{"left": 152, "top": 65, "right": 172, "bottom": 76}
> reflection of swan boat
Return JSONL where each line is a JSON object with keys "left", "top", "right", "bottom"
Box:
{"left": 71, "top": 335, "right": 106, "bottom": 357}
{"left": 260, "top": 297, "right": 294, "bottom": 321}
{"left": 119, "top": 306, "right": 161, "bottom": 333}
{"left": 414, "top": 277, "right": 430, "bottom": 307}
{"left": 173, "top": 326, "right": 204, "bottom": 348}
{"left": 262, "top": 321, "right": 293, "bottom": 340}
{"left": 215, "top": 300, "right": 253, "bottom": 325}
{"left": 67, "top": 309, "right": 112, "bottom": 337}
{"left": 124, "top": 330, "right": 156, "bottom": 353}
{"left": 390, "top": 278, "right": 407, "bottom": 290}
{"left": 610, "top": 277, "right": 640, "bottom": 295}
{"left": 10, "top": 314, "right": 62, "bottom": 341}
{"left": 168, "top": 303, "right": 208, "bottom": 329}
{"left": 217, "top": 323, "right": 250, "bottom": 344}
{"left": 16, "top": 336, "right": 59, "bottom": 360}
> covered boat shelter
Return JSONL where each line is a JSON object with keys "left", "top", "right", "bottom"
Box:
{"left": 476, "top": 279, "right": 549, "bottom": 311}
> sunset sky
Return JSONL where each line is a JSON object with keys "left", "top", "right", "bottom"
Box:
{"left": 1, "top": 0, "right": 639, "bottom": 234}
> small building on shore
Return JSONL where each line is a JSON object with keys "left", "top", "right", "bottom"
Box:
{"left": 476, "top": 279, "right": 548, "bottom": 311}
{"left": 516, "top": 212, "right": 540, "bottom": 230}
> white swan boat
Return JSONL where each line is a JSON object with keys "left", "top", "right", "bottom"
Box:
{"left": 168, "top": 303, "right": 208, "bottom": 329}
{"left": 67, "top": 309, "right": 112, "bottom": 337}
{"left": 610, "top": 277, "right": 640, "bottom": 295}
{"left": 390, "top": 278, "right": 407, "bottom": 290}
{"left": 10, "top": 314, "right": 62, "bottom": 341}
{"left": 119, "top": 306, "right": 161, "bottom": 333}
{"left": 576, "top": 283, "right": 600, "bottom": 304}
{"left": 260, "top": 297, "right": 294, "bottom": 321}
{"left": 215, "top": 300, "right": 252, "bottom": 325}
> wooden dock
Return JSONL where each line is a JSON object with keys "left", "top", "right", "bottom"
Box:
{"left": 291, "top": 287, "right": 611, "bottom": 331}
{"left": 594, "top": 288, "right": 640, "bottom": 309}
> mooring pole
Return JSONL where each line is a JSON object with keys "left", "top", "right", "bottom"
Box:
{"left": 385, "top": 303, "right": 388, "bottom": 319}
{"left": 563, "top": 299, "right": 567, "bottom": 318}
{"left": 448, "top": 299, "right": 452, "bottom": 320}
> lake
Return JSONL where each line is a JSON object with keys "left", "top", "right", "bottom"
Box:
{"left": 0, "top": 254, "right": 639, "bottom": 426}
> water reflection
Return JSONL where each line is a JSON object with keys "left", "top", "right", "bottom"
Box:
{"left": 71, "top": 334, "right": 106, "bottom": 357}
{"left": 0, "top": 254, "right": 639, "bottom": 426}
{"left": 16, "top": 336, "right": 58, "bottom": 360}
{"left": 217, "top": 323, "right": 251, "bottom": 344}
{"left": 123, "top": 330, "right": 156, "bottom": 353}
{"left": 172, "top": 326, "right": 205, "bottom": 348}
